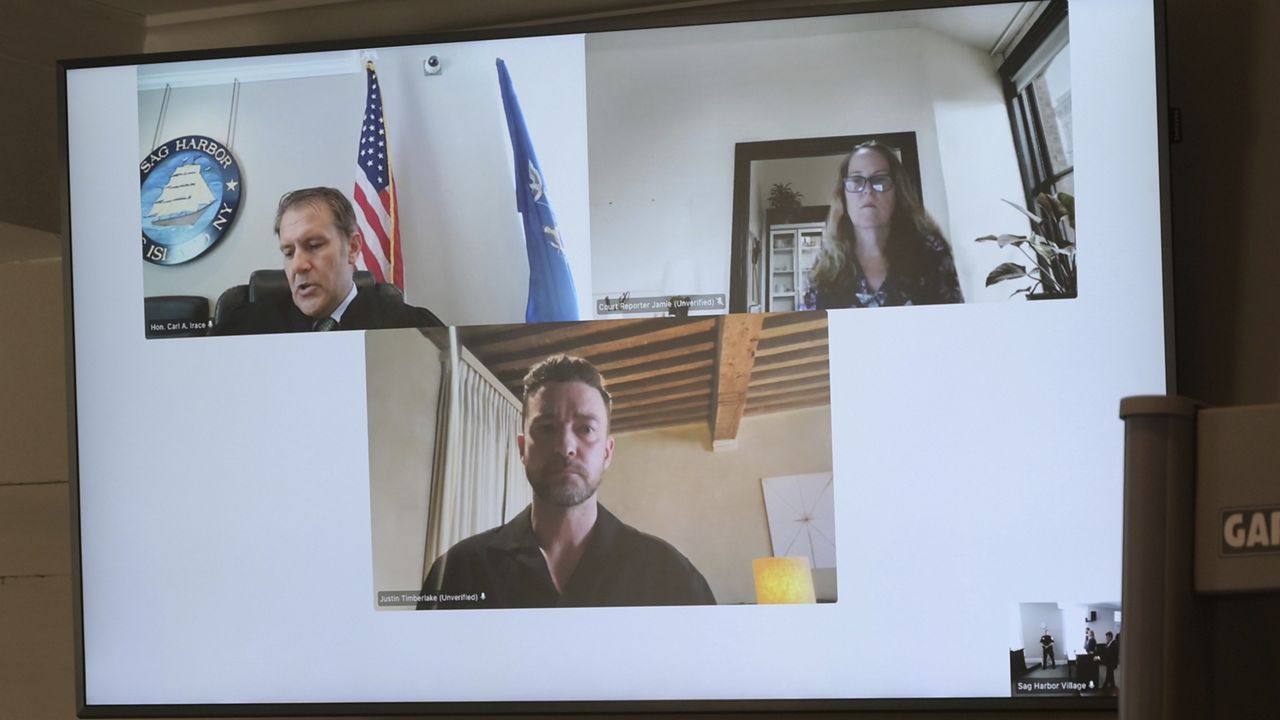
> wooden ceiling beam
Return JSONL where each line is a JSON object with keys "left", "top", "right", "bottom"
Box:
{"left": 589, "top": 339, "right": 715, "bottom": 374}
{"left": 611, "top": 379, "right": 711, "bottom": 407}
{"left": 752, "top": 344, "right": 828, "bottom": 370}
{"left": 610, "top": 369, "right": 712, "bottom": 398}
{"left": 755, "top": 336, "right": 828, "bottom": 358}
{"left": 480, "top": 334, "right": 715, "bottom": 377}
{"left": 762, "top": 309, "right": 827, "bottom": 326}
{"left": 472, "top": 317, "right": 715, "bottom": 373}
{"left": 611, "top": 399, "right": 711, "bottom": 427}
{"left": 749, "top": 359, "right": 830, "bottom": 385}
{"left": 613, "top": 407, "right": 709, "bottom": 431}
{"left": 609, "top": 392, "right": 711, "bottom": 420}
{"left": 759, "top": 313, "right": 828, "bottom": 338}
{"left": 744, "top": 394, "right": 831, "bottom": 416}
{"left": 748, "top": 377, "right": 830, "bottom": 400}
{"left": 461, "top": 316, "right": 707, "bottom": 356}
{"left": 710, "top": 313, "right": 765, "bottom": 443}
{"left": 605, "top": 356, "right": 713, "bottom": 385}
{"left": 755, "top": 327, "right": 828, "bottom": 353}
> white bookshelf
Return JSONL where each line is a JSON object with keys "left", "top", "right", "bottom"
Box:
{"left": 767, "top": 222, "right": 823, "bottom": 311}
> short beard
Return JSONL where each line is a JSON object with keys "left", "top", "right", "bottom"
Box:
{"left": 529, "top": 469, "right": 600, "bottom": 508}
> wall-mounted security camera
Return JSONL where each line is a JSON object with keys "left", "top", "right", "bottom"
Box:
{"left": 423, "top": 56, "right": 442, "bottom": 75}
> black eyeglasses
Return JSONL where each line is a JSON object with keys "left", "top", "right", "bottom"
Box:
{"left": 842, "top": 174, "right": 895, "bottom": 194}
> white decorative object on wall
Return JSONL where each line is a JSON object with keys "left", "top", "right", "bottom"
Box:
{"left": 761, "top": 472, "right": 836, "bottom": 568}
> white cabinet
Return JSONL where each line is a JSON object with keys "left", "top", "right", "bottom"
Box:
{"left": 768, "top": 222, "right": 823, "bottom": 311}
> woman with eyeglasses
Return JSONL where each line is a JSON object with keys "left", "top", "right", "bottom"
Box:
{"left": 807, "top": 139, "right": 963, "bottom": 309}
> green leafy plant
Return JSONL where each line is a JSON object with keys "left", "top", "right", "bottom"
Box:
{"left": 976, "top": 191, "right": 1076, "bottom": 298}
{"left": 767, "top": 182, "right": 804, "bottom": 222}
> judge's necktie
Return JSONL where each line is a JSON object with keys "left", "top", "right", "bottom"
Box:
{"left": 313, "top": 317, "right": 339, "bottom": 332}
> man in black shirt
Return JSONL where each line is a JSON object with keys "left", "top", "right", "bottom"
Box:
{"left": 214, "top": 187, "right": 442, "bottom": 335}
{"left": 1099, "top": 631, "right": 1120, "bottom": 688}
{"left": 418, "top": 354, "right": 715, "bottom": 609}
{"left": 1039, "top": 630, "right": 1057, "bottom": 669}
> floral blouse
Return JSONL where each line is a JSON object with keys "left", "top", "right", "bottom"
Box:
{"left": 808, "top": 235, "right": 964, "bottom": 309}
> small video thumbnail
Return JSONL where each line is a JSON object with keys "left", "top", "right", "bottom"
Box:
{"left": 1010, "top": 601, "right": 1122, "bottom": 697}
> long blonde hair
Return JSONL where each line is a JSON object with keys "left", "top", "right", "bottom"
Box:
{"left": 809, "top": 140, "right": 945, "bottom": 289}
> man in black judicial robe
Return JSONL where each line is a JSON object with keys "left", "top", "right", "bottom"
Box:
{"left": 418, "top": 355, "right": 716, "bottom": 610}
{"left": 213, "top": 187, "right": 442, "bottom": 336}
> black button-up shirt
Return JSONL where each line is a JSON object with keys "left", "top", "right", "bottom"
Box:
{"left": 417, "top": 504, "right": 716, "bottom": 609}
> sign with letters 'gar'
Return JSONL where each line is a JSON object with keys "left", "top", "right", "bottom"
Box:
{"left": 140, "top": 135, "right": 242, "bottom": 265}
{"left": 1220, "top": 506, "right": 1280, "bottom": 556}
{"left": 1195, "top": 404, "right": 1280, "bottom": 593}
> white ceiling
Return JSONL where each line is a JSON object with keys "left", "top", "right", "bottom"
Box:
{"left": 916, "top": 2, "right": 1032, "bottom": 54}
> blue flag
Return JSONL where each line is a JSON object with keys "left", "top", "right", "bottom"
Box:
{"left": 496, "top": 58, "right": 580, "bottom": 323}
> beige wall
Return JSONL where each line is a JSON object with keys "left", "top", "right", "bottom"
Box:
{"left": 6, "top": 0, "right": 1280, "bottom": 719}
{"left": 365, "top": 329, "right": 443, "bottom": 602}
{"left": 0, "top": 223, "right": 74, "bottom": 719}
{"left": 599, "top": 405, "right": 833, "bottom": 605}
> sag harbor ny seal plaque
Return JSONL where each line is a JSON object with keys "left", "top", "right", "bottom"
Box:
{"left": 140, "top": 135, "right": 242, "bottom": 265}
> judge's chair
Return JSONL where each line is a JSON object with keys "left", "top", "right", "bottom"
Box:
{"left": 212, "top": 269, "right": 388, "bottom": 332}
{"left": 143, "top": 295, "right": 210, "bottom": 338}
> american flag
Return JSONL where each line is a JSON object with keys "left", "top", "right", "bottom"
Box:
{"left": 353, "top": 60, "right": 403, "bottom": 289}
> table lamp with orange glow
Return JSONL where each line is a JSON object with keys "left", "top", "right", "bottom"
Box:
{"left": 752, "top": 556, "right": 817, "bottom": 604}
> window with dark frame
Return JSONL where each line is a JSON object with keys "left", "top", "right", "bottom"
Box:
{"left": 1001, "top": 0, "right": 1073, "bottom": 205}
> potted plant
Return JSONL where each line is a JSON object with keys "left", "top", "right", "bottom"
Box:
{"left": 767, "top": 182, "right": 804, "bottom": 224}
{"left": 976, "top": 191, "right": 1076, "bottom": 299}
